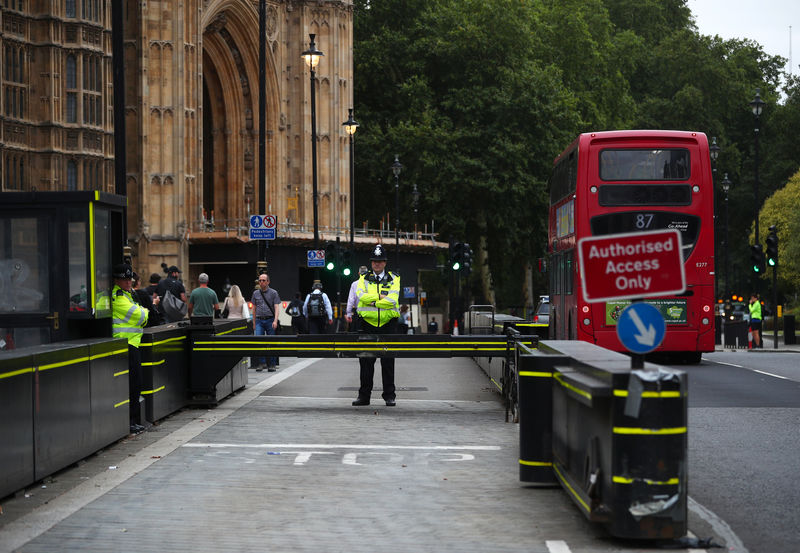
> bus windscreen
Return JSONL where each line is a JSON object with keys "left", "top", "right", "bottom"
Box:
{"left": 599, "top": 149, "right": 690, "bottom": 181}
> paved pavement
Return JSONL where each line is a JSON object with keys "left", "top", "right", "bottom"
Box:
{"left": 1, "top": 356, "right": 712, "bottom": 553}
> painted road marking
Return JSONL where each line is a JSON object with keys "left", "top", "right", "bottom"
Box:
{"left": 546, "top": 540, "right": 572, "bottom": 553}
{"left": 703, "top": 358, "right": 790, "bottom": 380}
{"left": 183, "top": 443, "right": 501, "bottom": 450}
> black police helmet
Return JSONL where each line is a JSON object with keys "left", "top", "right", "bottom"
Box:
{"left": 370, "top": 244, "right": 387, "bottom": 261}
{"left": 112, "top": 263, "right": 134, "bottom": 279}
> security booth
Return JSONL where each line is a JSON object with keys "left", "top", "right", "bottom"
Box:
{"left": 0, "top": 191, "right": 126, "bottom": 349}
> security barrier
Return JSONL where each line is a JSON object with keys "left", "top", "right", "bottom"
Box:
{"left": 517, "top": 340, "right": 688, "bottom": 540}
{"left": 723, "top": 320, "right": 749, "bottom": 348}
{"left": 0, "top": 338, "right": 129, "bottom": 499}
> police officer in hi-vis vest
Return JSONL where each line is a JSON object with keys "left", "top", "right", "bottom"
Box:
{"left": 352, "top": 244, "right": 401, "bottom": 406}
{"left": 111, "top": 263, "right": 149, "bottom": 433}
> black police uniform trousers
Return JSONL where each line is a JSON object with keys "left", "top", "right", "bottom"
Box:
{"left": 128, "top": 345, "right": 142, "bottom": 425}
{"left": 357, "top": 317, "right": 398, "bottom": 401}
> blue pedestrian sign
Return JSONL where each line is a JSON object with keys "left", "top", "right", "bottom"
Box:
{"left": 249, "top": 214, "right": 276, "bottom": 240}
{"left": 307, "top": 249, "right": 325, "bottom": 268}
{"left": 616, "top": 303, "right": 666, "bottom": 354}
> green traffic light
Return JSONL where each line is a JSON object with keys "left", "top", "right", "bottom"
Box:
{"left": 343, "top": 267, "right": 351, "bottom": 276}
{"left": 326, "top": 261, "right": 335, "bottom": 271}
{"left": 452, "top": 262, "right": 460, "bottom": 271}
{"left": 768, "top": 259, "right": 776, "bottom": 267}
{"left": 753, "top": 265, "right": 761, "bottom": 273}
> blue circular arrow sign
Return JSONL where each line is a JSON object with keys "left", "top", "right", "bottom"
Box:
{"left": 616, "top": 303, "right": 666, "bottom": 354}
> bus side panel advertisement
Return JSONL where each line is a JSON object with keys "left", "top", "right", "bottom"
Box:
{"left": 605, "top": 299, "right": 688, "bottom": 326}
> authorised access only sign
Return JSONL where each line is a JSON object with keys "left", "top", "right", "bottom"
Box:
{"left": 577, "top": 229, "right": 685, "bottom": 303}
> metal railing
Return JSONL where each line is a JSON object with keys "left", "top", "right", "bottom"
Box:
{"left": 189, "top": 217, "right": 440, "bottom": 244}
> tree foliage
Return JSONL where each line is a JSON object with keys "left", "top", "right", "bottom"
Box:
{"left": 352, "top": 0, "right": 800, "bottom": 307}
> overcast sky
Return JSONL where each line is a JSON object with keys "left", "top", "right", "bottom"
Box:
{"left": 687, "top": 0, "right": 799, "bottom": 76}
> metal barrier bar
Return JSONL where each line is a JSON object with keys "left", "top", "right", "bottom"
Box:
{"left": 191, "top": 333, "right": 537, "bottom": 358}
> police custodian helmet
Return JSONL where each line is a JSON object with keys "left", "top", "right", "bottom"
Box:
{"left": 370, "top": 244, "right": 388, "bottom": 261}
{"left": 112, "top": 263, "right": 134, "bottom": 279}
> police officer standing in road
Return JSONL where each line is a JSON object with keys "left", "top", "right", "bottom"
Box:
{"left": 352, "top": 244, "right": 401, "bottom": 407}
{"left": 111, "top": 263, "right": 149, "bottom": 433}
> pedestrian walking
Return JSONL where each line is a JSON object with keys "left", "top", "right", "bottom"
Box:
{"left": 749, "top": 293, "right": 762, "bottom": 349}
{"left": 188, "top": 273, "right": 219, "bottom": 317}
{"left": 352, "top": 244, "right": 401, "bottom": 407}
{"left": 251, "top": 273, "right": 280, "bottom": 371}
{"left": 155, "top": 265, "right": 187, "bottom": 322}
{"left": 345, "top": 265, "right": 368, "bottom": 332}
{"left": 303, "top": 281, "right": 333, "bottom": 334}
{"left": 286, "top": 292, "right": 307, "bottom": 334}
{"left": 221, "top": 285, "right": 251, "bottom": 320}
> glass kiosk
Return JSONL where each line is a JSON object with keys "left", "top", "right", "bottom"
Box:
{"left": 0, "top": 191, "right": 126, "bottom": 350}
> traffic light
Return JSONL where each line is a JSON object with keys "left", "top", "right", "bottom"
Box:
{"left": 324, "top": 242, "right": 337, "bottom": 271}
{"left": 750, "top": 243, "right": 765, "bottom": 274}
{"left": 341, "top": 250, "right": 352, "bottom": 276}
{"left": 461, "top": 243, "right": 472, "bottom": 275}
{"left": 450, "top": 242, "right": 464, "bottom": 271}
{"left": 766, "top": 227, "right": 778, "bottom": 267}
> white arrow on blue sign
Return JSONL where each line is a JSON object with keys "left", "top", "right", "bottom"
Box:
{"left": 616, "top": 303, "right": 666, "bottom": 354}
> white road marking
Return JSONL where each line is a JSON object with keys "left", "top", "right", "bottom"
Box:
{"left": 0, "top": 358, "right": 320, "bottom": 553}
{"left": 545, "top": 540, "right": 572, "bottom": 553}
{"left": 704, "top": 358, "right": 790, "bottom": 380}
{"left": 182, "top": 443, "right": 501, "bottom": 450}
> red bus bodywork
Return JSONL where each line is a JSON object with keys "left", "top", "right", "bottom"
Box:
{"left": 547, "top": 131, "right": 715, "bottom": 360}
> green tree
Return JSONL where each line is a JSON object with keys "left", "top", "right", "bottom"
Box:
{"left": 754, "top": 170, "right": 800, "bottom": 296}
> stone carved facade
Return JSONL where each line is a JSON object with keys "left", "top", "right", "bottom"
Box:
{"left": 1, "top": 0, "right": 354, "bottom": 278}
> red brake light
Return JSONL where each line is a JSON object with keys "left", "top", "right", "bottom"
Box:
{"left": 533, "top": 315, "right": 539, "bottom": 323}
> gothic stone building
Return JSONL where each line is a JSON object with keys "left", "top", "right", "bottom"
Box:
{"left": 1, "top": 0, "right": 387, "bottom": 297}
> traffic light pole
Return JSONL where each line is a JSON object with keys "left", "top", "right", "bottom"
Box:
{"left": 772, "top": 263, "right": 778, "bottom": 349}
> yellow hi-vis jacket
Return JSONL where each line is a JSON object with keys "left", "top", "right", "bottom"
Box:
{"left": 355, "top": 271, "right": 400, "bottom": 327}
{"left": 112, "top": 284, "right": 148, "bottom": 347}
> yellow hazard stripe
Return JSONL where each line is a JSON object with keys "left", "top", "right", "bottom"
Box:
{"left": 141, "top": 386, "right": 165, "bottom": 395}
{"left": 612, "top": 476, "right": 680, "bottom": 486}
{"left": 195, "top": 340, "right": 512, "bottom": 347}
{"left": 217, "top": 326, "right": 249, "bottom": 335}
{"left": 142, "top": 358, "right": 166, "bottom": 366}
{"left": 514, "top": 323, "right": 548, "bottom": 328}
{"left": 114, "top": 399, "right": 129, "bottom": 408}
{"left": 613, "top": 390, "right": 682, "bottom": 398}
{"left": 519, "top": 459, "right": 553, "bottom": 467}
{"left": 489, "top": 376, "right": 502, "bottom": 391}
{"left": 613, "top": 426, "right": 687, "bottom": 435}
{"left": 89, "top": 200, "right": 97, "bottom": 309}
{"left": 554, "top": 372, "right": 592, "bottom": 401}
{"left": 114, "top": 369, "right": 129, "bottom": 377}
{"left": 553, "top": 463, "right": 590, "bottom": 513}
{"left": 141, "top": 336, "right": 187, "bottom": 347}
{"left": 519, "top": 371, "right": 552, "bottom": 377}
{"left": 0, "top": 367, "right": 35, "bottom": 379}
{"left": 90, "top": 348, "right": 128, "bottom": 360}
{"left": 38, "top": 356, "right": 91, "bottom": 371}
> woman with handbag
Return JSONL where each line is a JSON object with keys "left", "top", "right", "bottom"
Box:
{"left": 221, "top": 285, "right": 250, "bottom": 321}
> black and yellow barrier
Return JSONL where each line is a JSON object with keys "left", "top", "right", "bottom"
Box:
{"left": 520, "top": 340, "right": 688, "bottom": 540}
{"left": 185, "top": 319, "right": 252, "bottom": 405}
{"left": 190, "top": 333, "right": 536, "bottom": 358}
{"left": 0, "top": 338, "right": 129, "bottom": 499}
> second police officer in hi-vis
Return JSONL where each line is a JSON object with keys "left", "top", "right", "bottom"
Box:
{"left": 352, "top": 244, "right": 401, "bottom": 407}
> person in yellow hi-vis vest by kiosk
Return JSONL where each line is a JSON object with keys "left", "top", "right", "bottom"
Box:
{"left": 352, "top": 244, "right": 401, "bottom": 407}
{"left": 111, "top": 263, "right": 149, "bottom": 434}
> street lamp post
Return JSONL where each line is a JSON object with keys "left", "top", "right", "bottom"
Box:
{"left": 342, "top": 109, "right": 359, "bottom": 258}
{"left": 722, "top": 173, "right": 733, "bottom": 296}
{"left": 302, "top": 34, "right": 324, "bottom": 250}
{"left": 749, "top": 90, "right": 765, "bottom": 244}
{"left": 391, "top": 155, "right": 403, "bottom": 269}
{"left": 411, "top": 182, "right": 420, "bottom": 237}
{"left": 709, "top": 136, "right": 720, "bottom": 298}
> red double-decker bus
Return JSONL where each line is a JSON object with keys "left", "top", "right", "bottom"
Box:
{"left": 547, "top": 130, "right": 715, "bottom": 363}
